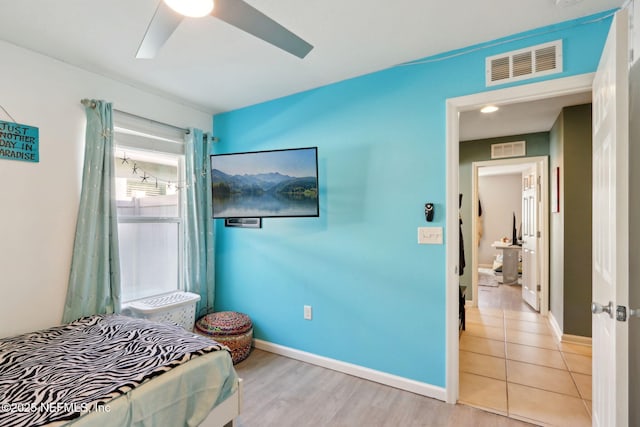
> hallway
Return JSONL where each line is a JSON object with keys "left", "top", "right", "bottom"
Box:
{"left": 458, "top": 284, "right": 592, "bottom": 426}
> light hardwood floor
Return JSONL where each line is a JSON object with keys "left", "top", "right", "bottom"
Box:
{"left": 233, "top": 349, "right": 535, "bottom": 427}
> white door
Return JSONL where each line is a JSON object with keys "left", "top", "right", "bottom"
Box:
{"left": 591, "top": 8, "right": 629, "bottom": 427}
{"left": 521, "top": 165, "right": 539, "bottom": 311}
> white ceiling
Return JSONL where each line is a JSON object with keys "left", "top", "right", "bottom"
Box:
{"left": 0, "top": 0, "right": 621, "bottom": 124}
{"left": 460, "top": 91, "right": 593, "bottom": 141}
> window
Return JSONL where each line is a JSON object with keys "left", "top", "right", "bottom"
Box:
{"left": 113, "top": 113, "right": 186, "bottom": 303}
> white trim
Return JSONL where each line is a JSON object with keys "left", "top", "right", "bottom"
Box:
{"left": 445, "top": 97, "right": 461, "bottom": 404}
{"left": 539, "top": 155, "right": 551, "bottom": 316}
{"left": 562, "top": 334, "right": 593, "bottom": 346}
{"left": 470, "top": 164, "right": 478, "bottom": 309}
{"left": 548, "top": 310, "right": 563, "bottom": 343}
{"left": 547, "top": 311, "right": 593, "bottom": 346}
{"left": 445, "top": 72, "right": 595, "bottom": 404}
{"left": 452, "top": 73, "right": 594, "bottom": 112}
{"left": 253, "top": 339, "right": 447, "bottom": 402}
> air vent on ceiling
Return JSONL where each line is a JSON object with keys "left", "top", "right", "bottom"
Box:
{"left": 486, "top": 40, "right": 562, "bottom": 86}
{"left": 491, "top": 141, "right": 526, "bottom": 159}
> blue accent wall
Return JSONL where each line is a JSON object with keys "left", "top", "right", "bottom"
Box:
{"left": 212, "top": 12, "right": 613, "bottom": 387}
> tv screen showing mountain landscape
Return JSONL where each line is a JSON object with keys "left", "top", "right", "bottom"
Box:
{"left": 211, "top": 147, "right": 319, "bottom": 218}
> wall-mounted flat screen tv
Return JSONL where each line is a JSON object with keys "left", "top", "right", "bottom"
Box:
{"left": 210, "top": 147, "right": 319, "bottom": 219}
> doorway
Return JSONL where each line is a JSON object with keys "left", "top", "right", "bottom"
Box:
{"left": 448, "top": 81, "right": 591, "bottom": 423}
{"left": 468, "top": 157, "right": 549, "bottom": 315}
{"left": 456, "top": 156, "right": 593, "bottom": 425}
{"left": 445, "top": 73, "right": 595, "bottom": 405}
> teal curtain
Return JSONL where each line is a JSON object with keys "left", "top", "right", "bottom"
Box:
{"left": 184, "top": 128, "right": 215, "bottom": 317}
{"left": 62, "top": 100, "right": 121, "bottom": 323}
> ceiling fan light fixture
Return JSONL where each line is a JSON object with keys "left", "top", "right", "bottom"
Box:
{"left": 480, "top": 105, "right": 499, "bottom": 114}
{"left": 163, "top": 0, "right": 214, "bottom": 18}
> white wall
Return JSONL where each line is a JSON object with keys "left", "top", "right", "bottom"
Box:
{"left": 477, "top": 173, "right": 522, "bottom": 266}
{"left": 0, "top": 41, "right": 212, "bottom": 338}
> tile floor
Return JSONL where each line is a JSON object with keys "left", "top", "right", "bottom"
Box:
{"left": 459, "top": 306, "right": 592, "bottom": 427}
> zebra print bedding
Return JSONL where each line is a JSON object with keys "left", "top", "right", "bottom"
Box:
{"left": 0, "top": 315, "right": 228, "bottom": 427}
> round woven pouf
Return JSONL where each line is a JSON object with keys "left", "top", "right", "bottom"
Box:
{"left": 195, "top": 311, "right": 253, "bottom": 364}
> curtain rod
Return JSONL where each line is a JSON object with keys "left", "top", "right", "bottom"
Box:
{"left": 80, "top": 99, "right": 219, "bottom": 141}
{"left": 81, "top": 99, "right": 190, "bottom": 134}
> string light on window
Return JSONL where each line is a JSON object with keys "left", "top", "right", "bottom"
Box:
{"left": 117, "top": 155, "right": 196, "bottom": 189}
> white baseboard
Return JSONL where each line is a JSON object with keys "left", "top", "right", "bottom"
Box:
{"left": 547, "top": 312, "right": 592, "bottom": 347}
{"left": 253, "top": 339, "right": 447, "bottom": 402}
{"left": 548, "top": 311, "right": 563, "bottom": 342}
{"left": 561, "top": 334, "right": 592, "bottom": 346}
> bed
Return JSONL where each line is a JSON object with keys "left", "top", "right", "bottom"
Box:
{"left": 0, "top": 315, "right": 242, "bottom": 427}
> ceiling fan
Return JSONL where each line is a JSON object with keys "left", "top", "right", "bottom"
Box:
{"left": 137, "top": 0, "right": 314, "bottom": 59}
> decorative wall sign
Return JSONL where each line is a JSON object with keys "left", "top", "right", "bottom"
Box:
{"left": 0, "top": 120, "right": 39, "bottom": 163}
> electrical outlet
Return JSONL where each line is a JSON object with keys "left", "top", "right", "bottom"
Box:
{"left": 304, "top": 305, "right": 312, "bottom": 320}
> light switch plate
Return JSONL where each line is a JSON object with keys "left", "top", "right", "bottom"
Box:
{"left": 418, "top": 227, "right": 443, "bottom": 244}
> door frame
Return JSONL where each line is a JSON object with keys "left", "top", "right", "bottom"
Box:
{"left": 445, "top": 73, "right": 594, "bottom": 403}
{"left": 469, "top": 156, "right": 549, "bottom": 315}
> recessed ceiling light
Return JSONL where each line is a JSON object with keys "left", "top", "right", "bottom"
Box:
{"left": 480, "top": 105, "right": 499, "bottom": 114}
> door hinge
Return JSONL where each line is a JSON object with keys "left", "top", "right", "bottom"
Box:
{"left": 537, "top": 231, "right": 541, "bottom": 238}
{"left": 617, "top": 305, "right": 627, "bottom": 322}
{"left": 537, "top": 284, "right": 541, "bottom": 291}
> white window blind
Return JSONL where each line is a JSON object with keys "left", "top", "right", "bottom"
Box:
{"left": 113, "top": 110, "right": 185, "bottom": 155}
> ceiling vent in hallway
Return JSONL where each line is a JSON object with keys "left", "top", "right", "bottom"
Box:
{"left": 486, "top": 40, "right": 562, "bottom": 86}
{"left": 491, "top": 141, "right": 526, "bottom": 159}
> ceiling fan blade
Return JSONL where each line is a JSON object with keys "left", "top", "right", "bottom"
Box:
{"left": 213, "top": 0, "right": 313, "bottom": 59}
{"left": 136, "top": 1, "right": 184, "bottom": 59}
